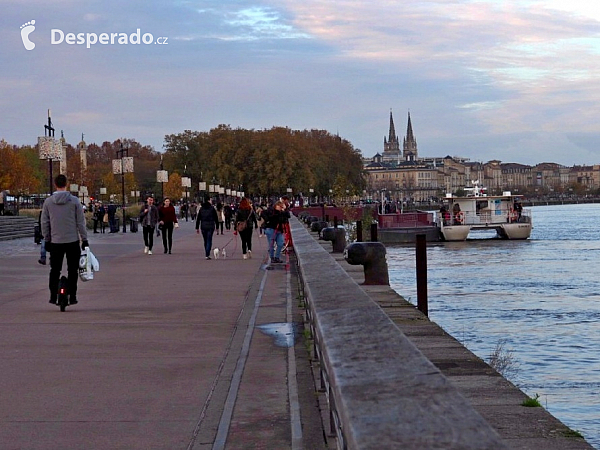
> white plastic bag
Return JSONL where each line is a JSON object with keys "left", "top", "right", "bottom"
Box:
{"left": 79, "top": 248, "right": 100, "bottom": 282}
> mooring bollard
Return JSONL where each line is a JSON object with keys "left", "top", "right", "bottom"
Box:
{"left": 310, "top": 220, "right": 328, "bottom": 234}
{"left": 370, "top": 223, "right": 378, "bottom": 242}
{"left": 344, "top": 242, "right": 389, "bottom": 285}
{"left": 321, "top": 226, "right": 346, "bottom": 253}
{"left": 416, "top": 234, "right": 428, "bottom": 316}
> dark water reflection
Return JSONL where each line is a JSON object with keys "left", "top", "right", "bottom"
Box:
{"left": 388, "top": 203, "right": 600, "bottom": 448}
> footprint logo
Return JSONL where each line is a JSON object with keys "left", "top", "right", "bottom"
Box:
{"left": 20, "top": 20, "right": 36, "bottom": 50}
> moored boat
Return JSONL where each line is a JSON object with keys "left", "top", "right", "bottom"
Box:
{"left": 377, "top": 210, "right": 440, "bottom": 243}
{"left": 437, "top": 182, "right": 532, "bottom": 241}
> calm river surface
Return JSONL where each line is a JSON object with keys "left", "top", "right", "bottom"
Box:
{"left": 387, "top": 203, "right": 600, "bottom": 449}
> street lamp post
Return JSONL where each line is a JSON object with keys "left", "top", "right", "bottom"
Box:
{"left": 116, "top": 144, "right": 128, "bottom": 233}
{"left": 44, "top": 112, "right": 55, "bottom": 194}
{"left": 38, "top": 109, "right": 63, "bottom": 195}
{"left": 113, "top": 143, "right": 133, "bottom": 233}
{"left": 157, "top": 155, "right": 168, "bottom": 202}
{"left": 182, "top": 164, "right": 191, "bottom": 221}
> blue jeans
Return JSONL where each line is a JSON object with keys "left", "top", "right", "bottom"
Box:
{"left": 265, "top": 228, "right": 284, "bottom": 259}
{"left": 201, "top": 228, "right": 215, "bottom": 257}
{"left": 40, "top": 239, "right": 47, "bottom": 259}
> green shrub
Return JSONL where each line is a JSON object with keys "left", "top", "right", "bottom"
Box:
{"left": 521, "top": 394, "right": 541, "bottom": 407}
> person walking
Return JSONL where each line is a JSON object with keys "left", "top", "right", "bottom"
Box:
{"left": 92, "top": 201, "right": 101, "bottom": 233}
{"left": 262, "top": 200, "right": 289, "bottom": 263}
{"left": 195, "top": 198, "right": 218, "bottom": 259}
{"left": 107, "top": 201, "right": 118, "bottom": 233}
{"left": 224, "top": 203, "right": 233, "bottom": 231}
{"left": 37, "top": 210, "right": 47, "bottom": 265}
{"left": 235, "top": 197, "right": 258, "bottom": 260}
{"left": 98, "top": 202, "right": 107, "bottom": 233}
{"left": 216, "top": 202, "right": 225, "bottom": 235}
{"left": 41, "top": 174, "right": 88, "bottom": 306}
{"left": 139, "top": 196, "right": 159, "bottom": 255}
{"left": 158, "top": 197, "right": 178, "bottom": 254}
{"left": 255, "top": 203, "right": 265, "bottom": 237}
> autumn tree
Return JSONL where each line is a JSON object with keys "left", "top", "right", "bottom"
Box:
{"left": 162, "top": 125, "right": 366, "bottom": 199}
{"left": 0, "top": 141, "right": 44, "bottom": 194}
{"left": 163, "top": 172, "right": 183, "bottom": 201}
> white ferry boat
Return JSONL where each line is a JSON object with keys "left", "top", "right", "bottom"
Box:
{"left": 436, "top": 182, "right": 533, "bottom": 241}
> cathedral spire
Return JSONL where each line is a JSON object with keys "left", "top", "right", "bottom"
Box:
{"left": 388, "top": 108, "right": 396, "bottom": 143}
{"left": 406, "top": 111, "right": 414, "bottom": 143}
{"left": 403, "top": 111, "right": 418, "bottom": 162}
{"left": 383, "top": 109, "right": 400, "bottom": 159}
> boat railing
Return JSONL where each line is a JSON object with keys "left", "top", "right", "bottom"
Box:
{"left": 438, "top": 209, "right": 532, "bottom": 226}
{"left": 378, "top": 211, "right": 435, "bottom": 229}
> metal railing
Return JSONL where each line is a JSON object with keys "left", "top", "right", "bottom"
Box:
{"left": 377, "top": 211, "right": 434, "bottom": 229}
{"left": 438, "top": 209, "right": 532, "bottom": 226}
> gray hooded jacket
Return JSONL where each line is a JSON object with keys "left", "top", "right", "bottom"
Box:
{"left": 41, "top": 190, "right": 88, "bottom": 244}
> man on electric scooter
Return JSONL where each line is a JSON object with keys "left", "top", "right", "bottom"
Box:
{"left": 41, "top": 174, "right": 89, "bottom": 306}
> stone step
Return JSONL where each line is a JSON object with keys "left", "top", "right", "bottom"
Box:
{"left": 0, "top": 216, "right": 37, "bottom": 241}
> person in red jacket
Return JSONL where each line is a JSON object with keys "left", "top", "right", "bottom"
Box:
{"left": 158, "top": 197, "right": 179, "bottom": 254}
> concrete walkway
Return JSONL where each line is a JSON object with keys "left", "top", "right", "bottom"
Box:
{"left": 0, "top": 221, "right": 327, "bottom": 450}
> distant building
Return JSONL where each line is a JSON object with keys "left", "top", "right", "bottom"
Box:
{"left": 364, "top": 111, "right": 600, "bottom": 201}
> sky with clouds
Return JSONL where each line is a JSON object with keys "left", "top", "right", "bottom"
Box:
{"left": 3, "top": 0, "right": 600, "bottom": 166}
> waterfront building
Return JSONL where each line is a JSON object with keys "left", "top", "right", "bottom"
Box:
{"left": 364, "top": 111, "right": 600, "bottom": 201}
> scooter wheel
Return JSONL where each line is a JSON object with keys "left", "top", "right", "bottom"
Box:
{"left": 58, "top": 295, "right": 68, "bottom": 312}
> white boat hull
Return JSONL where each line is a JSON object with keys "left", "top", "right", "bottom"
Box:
{"left": 439, "top": 225, "right": 471, "bottom": 241}
{"left": 499, "top": 222, "right": 532, "bottom": 240}
{"left": 439, "top": 222, "right": 532, "bottom": 241}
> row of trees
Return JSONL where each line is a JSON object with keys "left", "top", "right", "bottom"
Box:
{"left": 0, "top": 138, "right": 162, "bottom": 202}
{"left": 0, "top": 126, "right": 366, "bottom": 203}
{"left": 163, "top": 125, "right": 366, "bottom": 200}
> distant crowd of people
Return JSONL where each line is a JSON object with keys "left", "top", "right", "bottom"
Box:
{"left": 37, "top": 173, "right": 294, "bottom": 308}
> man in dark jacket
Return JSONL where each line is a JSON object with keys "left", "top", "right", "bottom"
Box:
{"left": 41, "top": 174, "right": 88, "bottom": 305}
{"left": 107, "top": 201, "right": 118, "bottom": 233}
{"left": 195, "top": 199, "right": 218, "bottom": 259}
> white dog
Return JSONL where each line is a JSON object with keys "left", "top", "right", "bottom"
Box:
{"left": 213, "top": 248, "right": 220, "bottom": 259}
{"left": 221, "top": 248, "right": 227, "bottom": 258}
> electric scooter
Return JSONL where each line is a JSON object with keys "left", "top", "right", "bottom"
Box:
{"left": 57, "top": 275, "right": 69, "bottom": 312}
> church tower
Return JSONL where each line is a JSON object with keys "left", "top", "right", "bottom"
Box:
{"left": 59, "top": 131, "right": 68, "bottom": 175}
{"left": 382, "top": 109, "right": 400, "bottom": 162}
{"left": 78, "top": 133, "right": 87, "bottom": 184}
{"left": 403, "top": 112, "right": 418, "bottom": 162}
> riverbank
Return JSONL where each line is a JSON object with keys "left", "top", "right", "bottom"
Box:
{"left": 298, "top": 217, "right": 594, "bottom": 449}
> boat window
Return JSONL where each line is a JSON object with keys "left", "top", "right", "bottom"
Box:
{"left": 476, "top": 200, "right": 488, "bottom": 212}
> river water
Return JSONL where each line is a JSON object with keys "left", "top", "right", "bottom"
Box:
{"left": 386, "top": 203, "right": 600, "bottom": 449}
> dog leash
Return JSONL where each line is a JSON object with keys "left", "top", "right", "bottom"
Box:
{"left": 221, "top": 236, "right": 235, "bottom": 249}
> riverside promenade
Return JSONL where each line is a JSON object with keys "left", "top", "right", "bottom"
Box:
{"left": 0, "top": 220, "right": 326, "bottom": 450}
{"left": 0, "top": 215, "right": 595, "bottom": 449}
